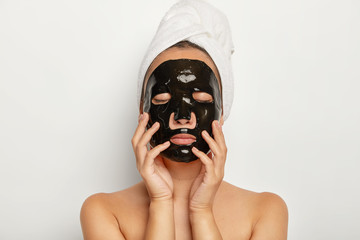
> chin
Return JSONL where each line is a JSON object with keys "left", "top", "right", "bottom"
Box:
{"left": 160, "top": 143, "right": 208, "bottom": 163}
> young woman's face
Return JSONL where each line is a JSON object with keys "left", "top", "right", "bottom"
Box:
{"left": 142, "top": 47, "right": 223, "bottom": 163}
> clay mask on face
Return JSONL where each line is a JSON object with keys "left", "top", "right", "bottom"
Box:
{"left": 143, "top": 59, "right": 222, "bottom": 162}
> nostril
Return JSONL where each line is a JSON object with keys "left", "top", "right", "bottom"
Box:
{"left": 174, "top": 111, "right": 191, "bottom": 122}
{"left": 176, "top": 119, "right": 190, "bottom": 124}
{"left": 169, "top": 112, "right": 196, "bottom": 130}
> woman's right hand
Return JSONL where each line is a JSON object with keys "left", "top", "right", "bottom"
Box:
{"left": 131, "top": 113, "right": 173, "bottom": 201}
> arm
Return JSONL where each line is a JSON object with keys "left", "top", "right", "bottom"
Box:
{"left": 189, "top": 208, "right": 222, "bottom": 240}
{"left": 80, "top": 113, "right": 175, "bottom": 240}
{"left": 132, "top": 113, "right": 175, "bottom": 240}
{"left": 80, "top": 193, "right": 125, "bottom": 240}
{"left": 145, "top": 199, "right": 175, "bottom": 240}
{"left": 189, "top": 120, "right": 226, "bottom": 239}
{"left": 250, "top": 193, "right": 288, "bottom": 240}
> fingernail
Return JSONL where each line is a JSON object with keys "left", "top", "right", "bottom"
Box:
{"left": 164, "top": 141, "right": 170, "bottom": 145}
{"left": 153, "top": 122, "right": 160, "bottom": 128}
{"left": 202, "top": 130, "right": 209, "bottom": 136}
{"left": 216, "top": 121, "right": 222, "bottom": 129}
{"left": 192, "top": 146, "right": 198, "bottom": 152}
{"left": 138, "top": 114, "right": 143, "bottom": 121}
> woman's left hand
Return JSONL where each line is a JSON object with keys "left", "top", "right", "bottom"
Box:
{"left": 189, "top": 120, "right": 227, "bottom": 212}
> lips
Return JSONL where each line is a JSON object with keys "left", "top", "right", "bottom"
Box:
{"left": 170, "top": 133, "right": 196, "bottom": 145}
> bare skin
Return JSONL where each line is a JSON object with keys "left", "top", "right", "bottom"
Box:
{"left": 80, "top": 47, "right": 288, "bottom": 240}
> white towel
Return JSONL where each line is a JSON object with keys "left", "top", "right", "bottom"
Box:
{"left": 137, "top": 0, "right": 235, "bottom": 120}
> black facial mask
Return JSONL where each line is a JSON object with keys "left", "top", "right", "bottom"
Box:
{"left": 143, "top": 59, "right": 222, "bottom": 163}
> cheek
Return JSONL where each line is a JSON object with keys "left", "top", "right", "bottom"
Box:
{"left": 194, "top": 104, "right": 219, "bottom": 128}
{"left": 149, "top": 101, "right": 220, "bottom": 130}
{"left": 149, "top": 104, "right": 172, "bottom": 128}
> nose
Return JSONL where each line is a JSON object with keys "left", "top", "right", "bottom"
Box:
{"left": 174, "top": 97, "right": 192, "bottom": 120}
{"left": 169, "top": 112, "right": 196, "bottom": 130}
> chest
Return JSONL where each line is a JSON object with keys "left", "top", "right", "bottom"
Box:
{"left": 118, "top": 204, "right": 252, "bottom": 240}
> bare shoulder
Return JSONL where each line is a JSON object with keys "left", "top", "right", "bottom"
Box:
{"left": 250, "top": 190, "right": 288, "bottom": 240}
{"left": 82, "top": 182, "right": 149, "bottom": 210}
{"left": 80, "top": 182, "right": 149, "bottom": 240}
{"left": 218, "top": 181, "right": 287, "bottom": 214}
{"left": 253, "top": 191, "right": 288, "bottom": 217}
{"left": 216, "top": 181, "right": 288, "bottom": 240}
{"left": 80, "top": 191, "right": 125, "bottom": 240}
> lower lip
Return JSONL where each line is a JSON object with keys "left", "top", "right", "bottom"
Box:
{"left": 170, "top": 137, "right": 196, "bottom": 145}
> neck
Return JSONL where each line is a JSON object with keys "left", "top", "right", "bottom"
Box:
{"left": 163, "top": 157, "right": 202, "bottom": 201}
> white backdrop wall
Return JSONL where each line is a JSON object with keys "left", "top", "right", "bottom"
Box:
{"left": 0, "top": 0, "right": 359, "bottom": 239}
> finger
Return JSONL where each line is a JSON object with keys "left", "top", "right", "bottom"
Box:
{"left": 154, "top": 157, "right": 172, "bottom": 184}
{"left": 209, "top": 121, "right": 228, "bottom": 169}
{"left": 137, "top": 121, "right": 160, "bottom": 147}
{"left": 132, "top": 113, "right": 149, "bottom": 148}
{"left": 135, "top": 122, "right": 160, "bottom": 166}
{"left": 143, "top": 141, "right": 171, "bottom": 167}
{"left": 192, "top": 147, "right": 215, "bottom": 176}
{"left": 212, "top": 120, "right": 226, "bottom": 150}
{"left": 201, "top": 130, "right": 221, "bottom": 156}
{"left": 154, "top": 156, "right": 166, "bottom": 169}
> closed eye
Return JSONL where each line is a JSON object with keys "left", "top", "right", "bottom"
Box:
{"left": 193, "top": 92, "right": 213, "bottom": 103}
{"left": 152, "top": 93, "right": 171, "bottom": 105}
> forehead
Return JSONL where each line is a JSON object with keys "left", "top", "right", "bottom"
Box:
{"left": 144, "top": 47, "right": 221, "bottom": 88}
{"left": 148, "top": 59, "right": 219, "bottom": 94}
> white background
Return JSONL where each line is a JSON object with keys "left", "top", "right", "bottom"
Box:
{"left": 1, "top": 0, "right": 359, "bottom": 239}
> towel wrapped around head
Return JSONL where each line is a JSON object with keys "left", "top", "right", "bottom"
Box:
{"left": 137, "top": 0, "right": 235, "bottom": 120}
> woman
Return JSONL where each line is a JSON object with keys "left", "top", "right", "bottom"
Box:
{"left": 80, "top": 1, "right": 288, "bottom": 239}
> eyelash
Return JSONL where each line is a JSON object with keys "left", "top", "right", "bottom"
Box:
{"left": 151, "top": 93, "right": 213, "bottom": 104}
{"left": 153, "top": 99, "right": 169, "bottom": 103}
{"left": 196, "top": 99, "right": 212, "bottom": 103}
{"left": 152, "top": 99, "right": 212, "bottom": 104}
